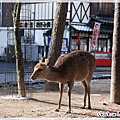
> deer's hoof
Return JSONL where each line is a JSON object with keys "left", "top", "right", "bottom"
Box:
{"left": 55, "top": 109, "right": 59, "bottom": 112}
{"left": 66, "top": 110, "right": 71, "bottom": 114}
{"left": 81, "top": 106, "right": 85, "bottom": 109}
{"left": 88, "top": 106, "right": 91, "bottom": 109}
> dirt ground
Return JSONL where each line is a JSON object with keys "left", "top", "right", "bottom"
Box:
{"left": 0, "top": 79, "right": 120, "bottom": 119}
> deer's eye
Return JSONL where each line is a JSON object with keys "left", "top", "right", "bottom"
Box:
{"left": 37, "top": 68, "right": 42, "bottom": 71}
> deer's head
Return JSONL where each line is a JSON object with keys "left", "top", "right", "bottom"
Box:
{"left": 31, "top": 57, "right": 49, "bottom": 80}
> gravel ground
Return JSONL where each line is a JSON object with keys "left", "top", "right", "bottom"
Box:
{"left": 0, "top": 79, "right": 120, "bottom": 119}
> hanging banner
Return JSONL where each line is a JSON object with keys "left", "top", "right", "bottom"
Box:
{"left": 76, "top": 32, "right": 80, "bottom": 46}
{"left": 77, "top": 32, "right": 80, "bottom": 42}
{"left": 92, "top": 22, "right": 101, "bottom": 48}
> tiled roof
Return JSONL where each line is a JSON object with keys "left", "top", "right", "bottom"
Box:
{"left": 100, "top": 29, "right": 113, "bottom": 34}
{"left": 71, "top": 25, "right": 92, "bottom": 32}
{"left": 71, "top": 24, "right": 113, "bottom": 34}
{"left": 91, "top": 16, "right": 114, "bottom": 24}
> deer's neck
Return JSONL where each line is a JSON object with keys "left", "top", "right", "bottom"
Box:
{"left": 45, "top": 66, "right": 62, "bottom": 83}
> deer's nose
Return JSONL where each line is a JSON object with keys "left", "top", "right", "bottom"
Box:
{"left": 30, "top": 75, "right": 35, "bottom": 80}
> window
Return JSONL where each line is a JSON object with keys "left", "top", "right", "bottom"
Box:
{"left": 98, "top": 39, "right": 107, "bottom": 52}
{"left": 98, "top": 3, "right": 114, "bottom": 17}
{"left": 80, "top": 39, "right": 87, "bottom": 51}
{"left": 71, "top": 37, "right": 87, "bottom": 51}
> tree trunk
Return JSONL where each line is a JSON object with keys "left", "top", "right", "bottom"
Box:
{"left": 110, "top": 3, "right": 120, "bottom": 104}
{"left": 12, "top": 3, "right": 26, "bottom": 97}
{"left": 44, "top": 2, "right": 68, "bottom": 91}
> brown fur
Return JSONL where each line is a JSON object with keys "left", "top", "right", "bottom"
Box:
{"left": 31, "top": 50, "right": 96, "bottom": 113}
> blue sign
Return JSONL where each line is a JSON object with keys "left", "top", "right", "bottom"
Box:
{"left": 48, "top": 37, "right": 68, "bottom": 54}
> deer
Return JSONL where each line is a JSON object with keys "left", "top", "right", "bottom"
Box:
{"left": 31, "top": 50, "right": 96, "bottom": 113}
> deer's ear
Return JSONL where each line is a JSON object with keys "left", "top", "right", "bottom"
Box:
{"left": 40, "top": 57, "right": 45, "bottom": 63}
{"left": 37, "top": 67, "right": 43, "bottom": 71}
{"left": 45, "top": 58, "right": 49, "bottom": 66}
{"left": 41, "top": 62, "right": 46, "bottom": 66}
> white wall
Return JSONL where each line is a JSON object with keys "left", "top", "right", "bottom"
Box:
{"left": 71, "top": 2, "right": 90, "bottom": 23}
{"left": 35, "top": 28, "right": 69, "bottom": 46}
{"left": 20, "top": 2, "right": 90, "bottom": 24}
{"left": 35, "top": 30, "right": 45, "bottom": 46}
{"left": 20, "top": 3, "right": 57, "bottom": 21}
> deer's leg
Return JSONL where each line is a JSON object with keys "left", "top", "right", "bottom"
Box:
{"left": 81, "top": 81, "right": 88, "bottom": 109}
{"left": 55, "top": 83, "right": 64, "bottom": 112}
{"left": 67, "top": 81, "right": 74, "bottom": 113}
{"left": 87, "top": 83, "right": 91, "bottom": 109}
{"left": 85, "top": 77, "right": 92, "bottom": 109}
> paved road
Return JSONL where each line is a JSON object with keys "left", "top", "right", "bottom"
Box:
{"left": 0, "top": 61, "right": 36, "bottom": 73}
{"left": 0, "top": 61, "right": 36, "bottom": 83}
{"left": 0, "top": 62, "right": 111, "bottom": 73}
{"left": 94, "top": 71, "right": 111, "bottom": 76}
{"left": 0, "top": 62, "right": 111, "bottom": 83}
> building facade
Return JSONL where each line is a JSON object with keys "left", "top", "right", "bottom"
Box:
{"left": 0, "top": 2, "right": 114, "bottom": 65}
